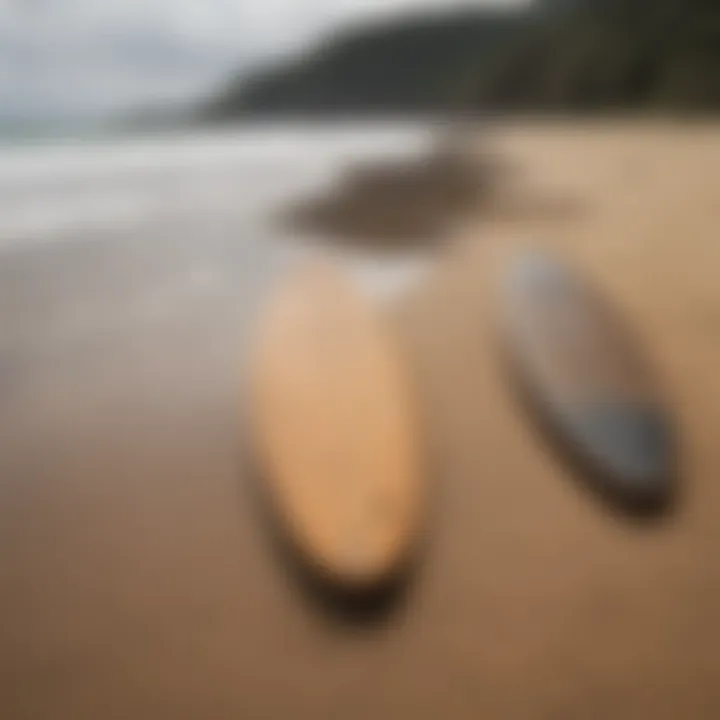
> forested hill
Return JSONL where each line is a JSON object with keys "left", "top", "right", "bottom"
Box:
{"left": 206, "top": 0, "right": 720, "bottom": 118}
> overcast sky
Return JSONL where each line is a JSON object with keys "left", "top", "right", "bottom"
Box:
{"left": 0, "top": 0, "right": 525, "bottom": 120}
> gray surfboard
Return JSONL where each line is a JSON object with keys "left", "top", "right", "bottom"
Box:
{"left": 501, "top": 251, "right": 674, "bottom": 511}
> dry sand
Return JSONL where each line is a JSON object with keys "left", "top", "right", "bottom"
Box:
{"left": 2, "top": 121, "right": 720, "bottom": 718}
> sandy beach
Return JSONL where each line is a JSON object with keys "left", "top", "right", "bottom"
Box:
{"left": 1, "top": 121, "right": 720, "bottom": 718}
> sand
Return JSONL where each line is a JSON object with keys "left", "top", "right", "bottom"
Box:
{"left": 2, "top": 121, "right": 720, "bottom": 719}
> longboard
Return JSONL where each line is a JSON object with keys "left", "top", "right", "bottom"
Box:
{"left": 251, "top": 261, "right": 423, "bottom": 587}
{"left": 501, "top": 251, "right": 673, "bottom": 509}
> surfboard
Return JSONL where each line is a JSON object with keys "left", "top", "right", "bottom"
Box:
{"left": 500, "top": 251, "right": 673, "bottom": 509}
{"left": 251, "top": 260, "right": 423, "bottom": 587}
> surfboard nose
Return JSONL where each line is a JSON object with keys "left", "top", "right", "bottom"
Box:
{"left": 561, "top": 402, "right": 673, "bottom": 497}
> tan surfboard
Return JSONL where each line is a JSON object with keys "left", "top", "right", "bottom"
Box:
{"left": 251, "top": 260, "right": 423, "bottom": 588}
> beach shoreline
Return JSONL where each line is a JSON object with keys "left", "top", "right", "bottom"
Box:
{"left": 2, "top": 121, "right": 720, "bottom": 718}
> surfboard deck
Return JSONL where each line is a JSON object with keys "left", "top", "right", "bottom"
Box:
{"left": 501, "top": 251, "right": 673, "bottom": 509}
{"left": 251, "top": 260, "right": 423, "bottom": 587}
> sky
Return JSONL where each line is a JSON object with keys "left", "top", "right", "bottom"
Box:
{"left": 0, "top": 0, "right": 525, "bottom": 120}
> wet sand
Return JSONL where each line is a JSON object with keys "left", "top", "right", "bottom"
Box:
{"left": 2, "top": 122, "right": 720, "bottom": 718}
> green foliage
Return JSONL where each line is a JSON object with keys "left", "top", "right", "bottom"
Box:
{"left": 206, "top": 1, "right": 720, "bottom": 117}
